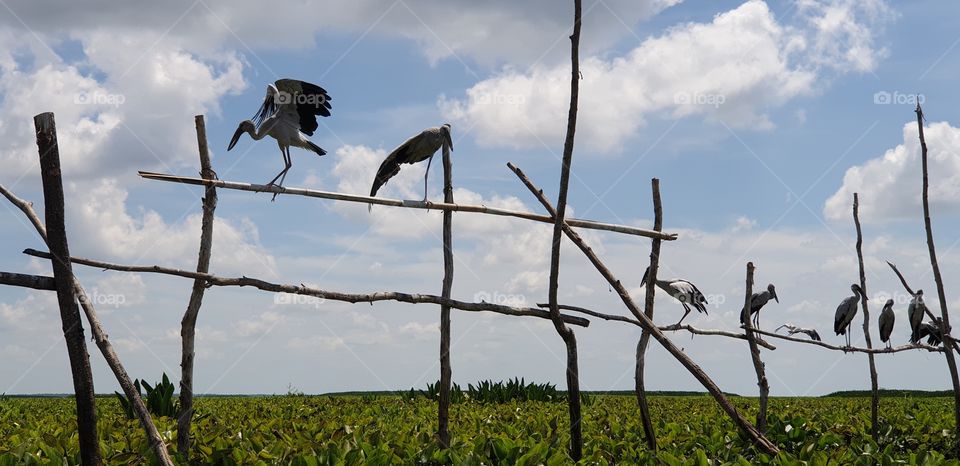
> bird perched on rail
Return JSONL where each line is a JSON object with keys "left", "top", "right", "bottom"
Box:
{"left": 909, "top": 290, "right": 926, "bottom": 344}
{"left": 228, "top": 79, "right": 332, "bottom": 201}
{"left": 640, "top": 266, "right": 708, "bottom": 326}
{"left": 369, "top": 124, "right": 453, "bottom": 209}
{"left": 776, "top": 324, "right": 821, "bottom": 341}
{"left": 743, "top": 283, "right": 778, "bottom": 330}
{"left": 834, "top": 283, "right": 866, "bottom": 348}
{"left": 878, "top": 298, "right": 895, "bottom": 349}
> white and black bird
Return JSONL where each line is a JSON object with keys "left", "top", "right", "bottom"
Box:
{"left": 370, "top": 124, "right": 453, "bottom": 206}
{"left": 834, "top": 283, "right": 866, "bottom": 347}
{"left": 776, "top": 324, "right": 821, "bottom": 341}
{"left": 640, "top": 266, "right": 708, "bottom": 326}
{"left": 878, "top": 298, "right": 895, "bottom": 349}
{"left": 228, "top": 79, "right": 332, "bottom": 200}
{"left": 909, "top": 289, "right": 926, "bottom": 344}
{"left": 917, "top": 319, "right": 943, "bottom": 346}
{"left": 744, "top": 283, "right": 778, "bottom": 329}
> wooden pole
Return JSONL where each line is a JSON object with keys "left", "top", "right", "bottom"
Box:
{"left": 33, "top": 112, "right": 103, "bottom": 466}
{"left": 543, "top": 0, "right": 584, "bottom": 459}
{"left": 741, "top": 262, "right": 769, "bottom": 433}
{"left": 915, "top": 103, "right": 960, "bottom": 449}
{"left": 635, "top": 178, "right": 662, "bottom": 450}
{"left": 438, "top": 143, "right": 454, "bottom": 448}
{"left": 0, "top": 271, "right": 55, "bottom": 290}
{"left": 177, "top": 115, "right": 218, "bottom": 459}
{"left": 508, "top": 163, "right": 780, "bottom": 455}
{"left": 137, "top": 171, "right": 676, "bottom": 241}
{"left": 853, "top": 193, "right": 880, "bottom": 440}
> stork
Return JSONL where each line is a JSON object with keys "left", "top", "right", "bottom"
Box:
{"left": 878, "top": 298, "right": 895, "bottom": 349}
{"left": 640, "top": 266, "right": 708, "bottom": 326}
{"left": 743, "top": 283, "right": 778, "bottom": 330}
{"left": 834, "top": 283, "right": 866, "bottom": 348}
{"left": 909, "top": 289, "right": 926, "bottom": 344}
{"left": 917, "top": 320, "right": 943, "bottom": 346}
{"left": 369, "top": 124, "right": 453, "bottom": 207}
{"left": 776, "top": 324, "right": 821, "bottom": 341}
{"left": 228, "top": 79, "right": 332, "bottom": 201}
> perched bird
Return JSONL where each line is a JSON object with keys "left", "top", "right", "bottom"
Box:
{"left": 743, "top": 283, "right": 778, "bottom": 330}
{"left": 640, "top": 266, "right": 708, "bottom": 326}
{"left": 878, "top": 298, "right": 895, "bottom": 349}
{"left": 909, "top": 290, "right": 926, "bottom": 344}
{"left": 776, "top": 324, "right": 821, "bottom": 341}
{"left": 228, "top": 79, "right": 332, "bottom": 200}
{"left": 917, "top": 320, "right": 943, "bottom": 346}
{"left": 834, "top": 284, "right": 866, "bottom": 347}
{"left": 369, "top": 124, "right": 453, "bottom": 207}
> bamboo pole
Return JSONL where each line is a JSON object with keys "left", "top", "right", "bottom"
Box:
{"left": 137, "top": 171, "right": 676, "bottom": 241}
{"left": 544, "top": 0, "right": 584, "bottom": 458}
{"left": 537, "top": 303, "right": 777, "bottom": 350}
{"left": 636, "top": 178, "right": 662, "bottom": 450}
{"left": 508, "top": 162, "right": 780, "bottom": 455}
{"left": 438, "top": 142, "right": 454, "bottom": 448}
{"left": 20, "top": 249, "right": 590, "bottom": 327}
{"left": 0, "top": 271, "right": 55, "bottom": 290}
{"left": 915, "top": 103, "right": 960, "bottom": 448}
{"left": 853, "top": 193, "right": 880, "bottom": 440}
{"left": 177, "top": 115, "right": 218, "bottom": 459}
{"left": 741, "top": 262, "right": 769, "bottom": 433}
{"left": 33, "top": 112, "right": 102, "bottom": 466}
{"left": 748, "top": 326, "right": 944, "bottom": 354}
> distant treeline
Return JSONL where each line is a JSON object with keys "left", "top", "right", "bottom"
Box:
{"left": 824, "top": 390, "right": 954, "bottom": 398}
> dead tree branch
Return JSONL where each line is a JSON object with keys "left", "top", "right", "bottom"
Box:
{"left": 0, "top": 271, "right": 55, "bottom": 290}
{"left": 741, "top": 262, "right": 769, "bottom": 433}
{"left": 637, "top": 178, "right": 662, "bottom": 450}
{"left": 747, "top": 326, "right": 944, "bottom": 354}
{"left": 438, "top": 139, "right": 454, "bottom": 447}
{"left": 854, "top": 193, "right": 880, "bottom": 440}
{"left": 508, "top": 162, "right": 780, "bottom": 455}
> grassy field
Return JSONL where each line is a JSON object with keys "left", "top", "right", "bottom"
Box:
{"left": 1, "top": 395, "right": 957, "bottom": 465}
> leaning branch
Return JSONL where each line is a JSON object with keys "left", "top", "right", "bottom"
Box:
{"left": 21, "top": 249, "right": 589, "bottom": 327}
{"left": 138, "top": 171, "right": 676, "bottom": 241}
{"left": 745, "top": 326, "right": 944, "bottom": 354}
{"left": 536, "top": 303, "right": 776, "bottom": 350}
{"left": 0, "top": 271, "right": 55, "bottom": 290}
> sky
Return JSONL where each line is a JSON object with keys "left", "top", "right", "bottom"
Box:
{"left": 1, "top": 0, "right": 960, "bottom": 397}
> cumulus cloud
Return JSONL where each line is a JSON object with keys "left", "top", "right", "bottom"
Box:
{"left": 440, "top": 0, "right": 891, "bottom": 153}
{"left": 824, "top": 121, "right": 960, "bottom": 222}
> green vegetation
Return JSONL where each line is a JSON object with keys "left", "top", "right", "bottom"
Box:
{"left": 0, "top": 395, "right": 957, "bottom": 464}
{"left": 114, "top": 373, "right": 178, "bottom": 419}
{"left": 410, "top": 378, "right": 561, "bottom": 404}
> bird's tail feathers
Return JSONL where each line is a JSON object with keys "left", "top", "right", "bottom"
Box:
{"left": 370, "top": 161, "right": 402, "bottom": 198}
{"left": 307, "top": 141, "right": 326, "bottom": 157}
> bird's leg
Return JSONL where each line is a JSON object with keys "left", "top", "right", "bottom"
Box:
{"left": 422, "top": 153, "right": 435, "bottom": 202}
{"left": 271, "top": 147, "right": 293, "bottom": 202}
{"left": 675, "top": 304, "right": 691, "bottom": 326}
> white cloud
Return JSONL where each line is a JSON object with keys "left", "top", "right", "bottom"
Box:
{"left": 824, "top": 121, "right": 960, "bottom": 222}
{"left": 441, "top": 0, "right": 890, "bottom": 153}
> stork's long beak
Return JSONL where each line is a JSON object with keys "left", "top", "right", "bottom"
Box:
{"left": 228, "top": 125, "right": 245, "bottom": 151}
{"left": 774, "top": 293, "right": 779, "bottom": 303}
{"left": 640, "top": 266, "right": 650, "bottom": 286}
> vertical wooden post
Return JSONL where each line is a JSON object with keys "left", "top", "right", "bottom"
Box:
{"left": 543, "top": 0, "right": 584, "bottom": 459}
{"left": 853, "top": 193, "right": 879, "bottom": 439}
{"left": 915, "top": 104, "right": 960, "bottom": 450}
{"left": 635, "top": 178, "right": 662, "bottom": 450}
{"left": 741, "top": 262, "right": 769, "bottom": 433}
{"left": 438, "top": 143, "right": 454, "bottom": 447}
{"left": 178, "top": 115, "right": 218, "bottom": 459}
{"left": 34, "top": 112, "right": 103, "bottom": 466}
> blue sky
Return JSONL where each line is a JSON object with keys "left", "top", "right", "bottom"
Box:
{"left": 2, "top": 0, "right": 960, "bottom": 396}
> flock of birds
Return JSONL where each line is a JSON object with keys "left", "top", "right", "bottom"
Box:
{"left": 644, "top": 267, "right": 945, "bottom": 349}
{"left": 227, "top": 79, "right": 452, "bottom": 202}
{"left": 226, "top": 79, "right": 946, "bottom": 350}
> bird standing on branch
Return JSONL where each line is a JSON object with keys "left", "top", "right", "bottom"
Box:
{"left": 878, "top": 298, "right": 895, "bottom": 349}
{"left": 834, "top": 284, "right": 866, "bottom": 348}
{"left": 369, "top": 124, "right": 453, "bottom": 208}
{"left": 909, "top": 290, "right": 926, "bottom": 344}
{"left": 640, "top": 266, "right": 708, "bottom": 326}
{"left": 228, "top": 79, "right": 332, "bottom": 201}
{"left": 743, "top": 283, "right": 778, "bottom": 330}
